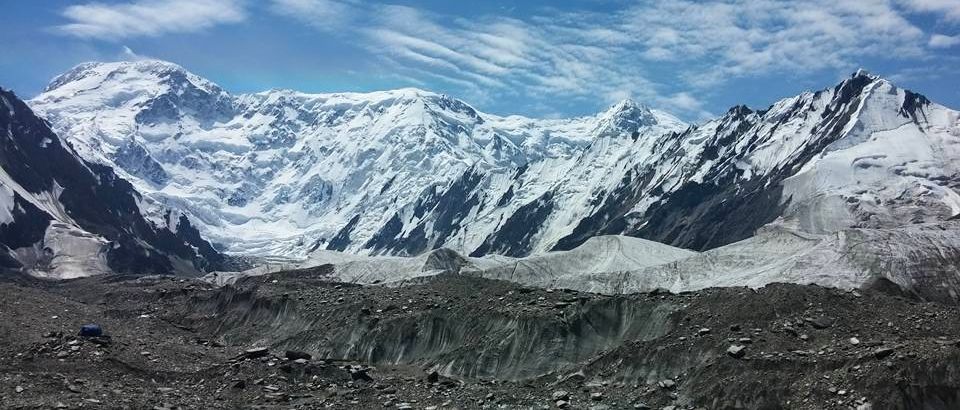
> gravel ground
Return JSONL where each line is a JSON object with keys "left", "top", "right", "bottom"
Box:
{"left": 1, "top": 270, "right": 959, "bottom": 409}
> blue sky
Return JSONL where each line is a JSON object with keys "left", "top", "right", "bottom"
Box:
{"left": 1, "top": 0, "right": 959, "bottom": 120}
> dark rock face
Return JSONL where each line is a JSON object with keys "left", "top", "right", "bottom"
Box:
{"left": 471, "top": 191, "right": 555, "bottom": 257}
{"left": 0, "top": 194, "right": 51, "bottom": 269}
{"left": 553, "top": 167, "right": 656, "bottom": 251}
{"left": 0, "top": 88, "right": 223, "bottom": 275}
{"left": 326, "top": 214, "right": 361, "bottom": 252}
{"left": 365, "top": 168, "right": 485, "bottom": 256}
{"left": 900, "top": 89, "right": 931, "bottom": 124}
{"left": 628, "top": 175, "right": 788, "bottom": 250}
{"left": 362, "top": 214, "right": 403, "bottom": 251}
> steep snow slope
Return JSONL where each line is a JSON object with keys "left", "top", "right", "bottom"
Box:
{"left": 0, "top": 88, "right": 223, "bottom": 278}
{"left": 31, "top": 60, "right": 684, "bottom": 257}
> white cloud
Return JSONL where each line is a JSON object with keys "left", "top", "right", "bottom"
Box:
{"left": 929, "top": 33, "right": 960, "bottom": 47}
{"left": 354, "top": 4, "right": 658, "bottom": 113}
{"left": 622, "top": 0, "right": 926, "bottom": 88}
{"left": 268, "top": 0, "right": 946, "bottom": 119}
{"left": 898, "top": 0, "right": 960, "bottom": 21}
{"left": 661, "top": 92, "right": 703, "bottom": 112}
{"left": 269, "top": 0, "right": 357, "bottom": 31}
{"left": 120, "top": 46, "right": 151, "bottom": 61}
{"left": 57, "top": 0, "right": 246, "bottom": 40}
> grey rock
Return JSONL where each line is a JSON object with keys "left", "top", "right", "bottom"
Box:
{"left": 243, "top": 347, "right": 269, "bottom": 359}
{"left": 809, "top": 317, "right": 834, "bottom": 329}
{"left": 284, "top": 350, "right": 311, "bottom": 361}
{"left": 727, "top": 344, "right": 747, "bottom": 359}
{"left": 874, "top": 347, "right": 895, "bottom": 359}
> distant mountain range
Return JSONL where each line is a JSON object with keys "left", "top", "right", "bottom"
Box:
{"left": 3, "top": 60, "right": 959, "bottom": 282}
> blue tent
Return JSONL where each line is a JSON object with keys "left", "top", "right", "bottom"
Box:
{"left": 79, "top": 324, "right": 103, "bottom": 337}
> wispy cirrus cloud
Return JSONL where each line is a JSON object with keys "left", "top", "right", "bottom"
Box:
{"left": 55, "top": 0, "right": 246, "bottom": 40}
{"left": 269, "top": 0, "right": 358, "bottom": 32}
{"left": 51, "top": 0, "right": 960, "bottom": 118}
{"left": 269, "top": 0, "right": 957, "bottom": 117}
{"left": 622, "top": 0, "right": 928, "bottom": 88}
{"left": 269, "top": 1, "right": 659, "bottom": 113}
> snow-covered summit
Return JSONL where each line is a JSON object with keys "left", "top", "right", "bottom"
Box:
{"left": 44, "top": 60, "right": 223, "bottom": 95}
{"left": 29, "top": 60, "right": 688, "bottom": 256}
{"left": 594, "top": 99, "right": 657, "bottom": 135}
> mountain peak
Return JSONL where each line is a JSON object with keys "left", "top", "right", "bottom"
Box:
{"left": 595, "top": 98, "right": 656, "bottom": 135}
{"left": 842, "top": 68, "right": 888, "bottom": 90}
{"left": 605, "top": 98, "right": 649, "bottom": 114}
{"left": 851, "top": 68, "right": 877, "bottom": 80}
{"left": 391, "top": 87, "right": 442, "bottom": 99}
{"left": 43, "top": 59, "right": 223, "bottom": 97}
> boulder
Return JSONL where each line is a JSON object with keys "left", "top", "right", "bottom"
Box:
{"left": 284, "top": 350, "right": 311, "bottom": 361}
{"left": 243, "top": 347, "right": 269, "bottom": 359}
{"left": 727, "top": 345, "right": 747, "bottom": 359}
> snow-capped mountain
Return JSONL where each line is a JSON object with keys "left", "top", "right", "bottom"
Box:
{"left": 353, "top": 68, "right": 960, "bottom": 257}
{"left": 30, "top": 60, "right": 684, "bottom": 257}
{"left": 29, "top": 61, "right": 960, "bottom": 261}
{"left": 553, "top": 69, "right": 960, "bottom": 252}
{"left": 0, "top": 88, "right": 223, "bottom": 278}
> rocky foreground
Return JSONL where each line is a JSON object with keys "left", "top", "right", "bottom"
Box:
{"left": 2, "top": 269, "right": 960, "bottom": 409}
